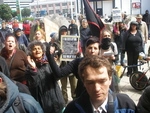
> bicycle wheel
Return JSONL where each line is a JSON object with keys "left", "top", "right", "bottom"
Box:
{"left": 129, "top": 71, "right": 148, "bottom": 91}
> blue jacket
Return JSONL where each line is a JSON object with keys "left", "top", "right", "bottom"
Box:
{"left": 0, "top": 72, "right": 43, "bottom": 113}
{"left": 15, "top": 34, "right": 29, "bottom": 47}
{"left": 64, "top": 90, "right": 138, "bottom": 113}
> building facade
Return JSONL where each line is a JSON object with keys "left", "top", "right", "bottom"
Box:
{"left": 0, "top": 0, "right": 33, "bottom": 11}
{"left": 29, "top": 0, "right": 76, "bottom": 17}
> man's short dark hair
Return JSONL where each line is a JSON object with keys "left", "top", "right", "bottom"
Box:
{"left": 78, "top": 55, "right": 113, "bottom": 81}
{"left": 85, "top": 36, "right": 100, "bottom": 47}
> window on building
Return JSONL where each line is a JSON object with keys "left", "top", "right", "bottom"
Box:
{"left": 63, "top": 9, "right": 68, "bottom": 13}
{"left": 49, "top": 4, "right": 53, "bottom": 7}
{"left": 49, "top": 10, "right": 54, "bottom": 14}
{"left": 55, "top": 3, "right": 60, "bottom": 6}
{"left": 62, "top": 3, "right": 67, "bottom": 6}
{"left": 42, "top": 5, "right": 46, "bottom": 8}
{"left": 56, "top": 9, "right": 60, "bottom": 13}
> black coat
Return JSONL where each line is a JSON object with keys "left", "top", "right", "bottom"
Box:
{"left": 26, "top": 61, "right": 65, "bottom": 113}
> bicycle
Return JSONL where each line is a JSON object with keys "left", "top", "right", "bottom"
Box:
{"left": 129, "top": 61, "right": 150, "bottom": 91}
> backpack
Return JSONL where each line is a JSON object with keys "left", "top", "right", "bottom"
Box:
{"left": 12, "top": 95, "right": 27, "bottom": 113}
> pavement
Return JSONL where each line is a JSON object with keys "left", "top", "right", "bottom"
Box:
{"left": 63, "top": 40, "right": 150, "bottom": 105}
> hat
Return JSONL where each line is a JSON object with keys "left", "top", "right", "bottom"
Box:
{"left": 130, "top": 21, "right": 138, "bottom": 25}
{"left": 60, "top": 25, "right": 67, "bottom": 31}
{"left": 14, "top": 28, "right": 22, "bottom": 33}
{"left": 136, "top": 14, "right": 143, "bottom": 19}
{"left": 50, "top": 32, "right": 58, "bottom": 40}
{"left": 85, "top": 36, "right": 100, "bottom": 47}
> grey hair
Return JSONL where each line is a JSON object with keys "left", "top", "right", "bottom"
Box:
{"left": 27, "top": 40, "right": 46, "bottom": 56}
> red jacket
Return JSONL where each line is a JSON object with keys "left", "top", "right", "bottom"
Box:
{"left": 23, "top": 23, "right": 31, "bottom": 35}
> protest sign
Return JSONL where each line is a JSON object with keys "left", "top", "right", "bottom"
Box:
{"left": 60, "top": 35, "right": 79, "bottom": 61}
{"left": 112, "top": 8, "right": 122, "bottom": 22}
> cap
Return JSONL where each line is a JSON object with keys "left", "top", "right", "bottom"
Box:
{"left": 136, "top": 14, "right": 143, "bottom": 19}
{"left": 130, "top": 21, "right": 138, "bottom": 25}
{"left": 14, "top": 28, "right": 22, "bottom": 33}
{"left": 85, "top": 36, "right": 100, "bottom": 47}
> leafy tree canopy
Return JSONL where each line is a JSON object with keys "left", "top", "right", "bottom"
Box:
{"left": 0, "top": 4, "right": 12, "bottom": 21}
{"left": 21, "top": 8, "right": 31, "bottom": 17}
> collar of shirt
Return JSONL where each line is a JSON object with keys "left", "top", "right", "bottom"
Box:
{"left": 91, "top": 97, "right": 108, "bottom": 113}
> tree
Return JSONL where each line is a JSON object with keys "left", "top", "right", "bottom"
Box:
{"left": 21, "top": 8, "right": 31, "bottom": 17}
{"left": 12, "top": 11, "right": 17, "bottom": 17}
{"left": 0, "top": 4, "right": 12, "bottom": 21}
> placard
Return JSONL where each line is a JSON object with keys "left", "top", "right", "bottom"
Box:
{"left": 112, "top": 8, "right": 122, "bottom": 22}
{"left": 60, "top": 35, "right": 79, "bottom": 61}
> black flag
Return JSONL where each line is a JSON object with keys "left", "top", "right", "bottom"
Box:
{"left": 82, "top": 0, "right": 105, "bottom": 38}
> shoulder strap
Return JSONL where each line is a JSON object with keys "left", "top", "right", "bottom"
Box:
{"left": 110, "top": 43, "right": 114, "bottom": 52}
{"left": 107, "top": 93, "right": 115, "bottom": 113}
{"left": 12, "top": 95, "right": 27, "bottom": 113}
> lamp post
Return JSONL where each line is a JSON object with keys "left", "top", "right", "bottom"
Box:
{"left": 16, "top": 0, "right": 22, "bottom": 21}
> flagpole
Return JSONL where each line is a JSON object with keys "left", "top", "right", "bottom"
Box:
{"left": 70, "top": 0, "right": 73, "bottom": 19}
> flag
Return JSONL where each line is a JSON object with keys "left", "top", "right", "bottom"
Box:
{"left": 82, "top": 0, "right": 105, "bottom": 38}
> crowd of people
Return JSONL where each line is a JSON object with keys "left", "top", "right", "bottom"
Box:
{"left": 0, "top": 10, "right": 150, "bottom": 113}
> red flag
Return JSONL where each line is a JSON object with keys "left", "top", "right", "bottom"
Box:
{"left": 82, "top": 0, "right": 105, "bottom": 38}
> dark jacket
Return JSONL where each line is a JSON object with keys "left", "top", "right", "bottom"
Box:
{"left": 0, "top": 56, "right": 10, "bottom": 77}
{"left": 80, "top": 27, "right": 92, "bottom": 47}
{"left": 25, "top": 57, "right": 65, "bottom": 113}
{"left": 122, "top": 30, "right": 144, "bottom": 52}
{"left": 46, "top": 51, "right": 84, "bottom": 98}
{"left": 68, "top": 24, "right": 79, "bottom": 35}
{"left": 15, "top": 34, "right": 29, "bottom": 47}
{"left": 0, "top": 27, "right": 11, "bottom": 43}
{"left": 0, "top": 72, "right": 43, "bottom": 113}
{"left": 143, "top": 13, "right": 150, "bottom": 25}
{"left": 64, "top": 90, "right": 138, "bottom": 113}
{"left": 137, "top": 86, "right": 150, "bottom": 113}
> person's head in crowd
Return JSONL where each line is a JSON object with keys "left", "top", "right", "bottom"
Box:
{"left": 100, "top": 29, "right": 112, "bottom": 50}
{"left": 78, "top": 55, "right": 112, "bottom": 109}
{"left": 24, "top": 20, "right": 29, "bottom": 24}
{"left": 58, "top": 25, "right": 68, "bottom": 41}
{"left": 85, "top": 36, "right": 100, "bottom": 56}
{"left": 50, "top": 32, "right": 58, "bottom": 43}
{"left": 1, "top": 21, "right": 6, "bottom": 29}
{"left": 1, "top": 34, "right": 18, "bottom": 58}
{"left": 71, "top": 19, "right": 75, "bottom": 24}
{"left": 136, "top": 14, "right": 143, "bottom": 23}
{"left": 34, "top": 29, "right": 46, "bottom": 42}
{"left": 14, "top": 28, "right": 22, "bottom": 37}
{"left": 145, "top": 10, "right": 149, "bottom": 15}
{"left": 35, "top": 19, "right": 40, "bottom": 26}
{"left": 129, "top": 21, "right": 138, "bottom": 31}
{"left": 119, "top": 21, "right": 125, "bottom": 29}
{"left": 40, "top": 22, "right": 45, "bottom": 31}
{"left": 28, "top": 41, "right": 46, "bottom": 61}
{"left": 13, "top": 19, "right": 18, "bottom": 23}
{"left": 81, "top": 19, "right": 88, "bottom": 28}
{"left": 4, "top": 33, "right": 18, "bottom": 51}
